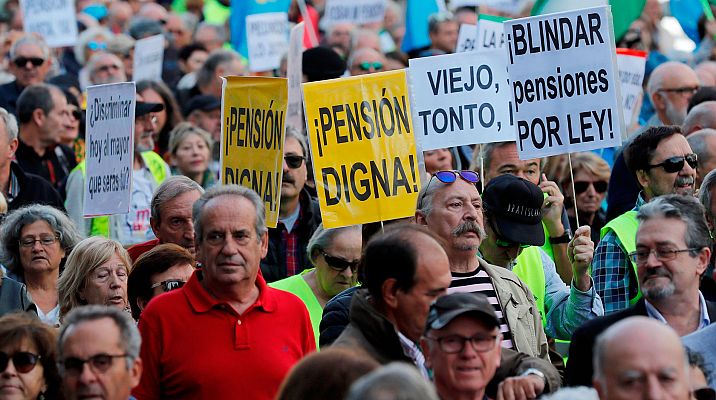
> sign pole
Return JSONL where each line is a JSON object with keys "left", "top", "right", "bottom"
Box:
{"left": 568, "top": 152, "right": 579, "bottom": 227}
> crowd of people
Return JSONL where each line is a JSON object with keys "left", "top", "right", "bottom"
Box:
{"left": 0, "top": 0, "right": 715, "bottom": 399}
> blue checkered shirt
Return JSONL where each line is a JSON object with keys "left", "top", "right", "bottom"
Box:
{"left": 593, "top": 194, "right": 647, "bottom": 314}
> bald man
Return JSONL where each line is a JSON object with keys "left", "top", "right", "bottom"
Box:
{"left": 682, "top": 101, "right": 716, "bottom": 135}
{"left": 687, "top": 129, "right": 716, "bottom": 186}
{"left": 593, "top": 317, "right": 690, "bottom": 400}
{"left": 647, "top": 61, "right": 700, "bottom": 126}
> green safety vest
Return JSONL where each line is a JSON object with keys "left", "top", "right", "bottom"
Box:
{"left": 513, "top": 246, "right": 547, "bottom": 326}
{"left": 600, "top": 210, "right": 640, "bottom": 305}
{"left": 73, "top": 151, "right": 168, "bottom": 237}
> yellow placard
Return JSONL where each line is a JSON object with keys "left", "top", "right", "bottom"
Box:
{"left": 221, "top": 76, "right": 287, "bottom": 228}
{"left": 302, "top": 70, "right": 421, "bottom": 229}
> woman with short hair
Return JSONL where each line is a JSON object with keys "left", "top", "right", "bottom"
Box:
{"left": 561, "top": 152, "right": 611, "bottom": 244}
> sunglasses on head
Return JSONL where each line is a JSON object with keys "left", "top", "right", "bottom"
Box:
{"left": 150, "top": 279, "right": 185, "bottom": 292}
{"left": 646, "top": 153, "right": 698, "bottom": 173}
{"left": 0, "top": 351, "right": 41, "bottom": 374}
{"left": 12, "top": 56, "right": 44, "bottom": 68}
{"left": 418, "top": 170, "right": 480, "bottom": 208}
{"left": 284, "top": 154, "right": 305, "bottom": 169}
{"left": 87, "top": 41, "right": 108, "bottom": 51}
{"left": 320, "top": 250, "right": 359, "bottom": 272}
{"left": 573, "top": 180, "right": 607, "bottom": 194}
{"left": 358, "top": 61, "right": 383, "bottom": 71}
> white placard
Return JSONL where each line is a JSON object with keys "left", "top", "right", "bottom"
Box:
{"left": 246, "top": 12, "right": 289, "bottom": 72}
{"left": 322, "top": 0, "right": 386, "bottom": 27}
{"left": 408, "top": 49, "right": 513, "bottom": 151}
{"left": 616, "top": 49, "right": 646, "bottom": 129}
{"left": 286, "top": 22, "right": 305, "bottom": 133}
{"left": 83, "top": 82, "right": 136, "bottom": 217}
{"left": 455, "top": 24, "right": 478, "bottom": 53}
{"left": 476, "top": 15, "right": 507, "bottom": 50}
{"left": 505, "top": 6, "right": 623, "bottom": 159}
{"left": 20, "top": 0, "right": 78, "bottom": 48}
{"left": 132, "top": 35, "right": 164, "bottom": 82}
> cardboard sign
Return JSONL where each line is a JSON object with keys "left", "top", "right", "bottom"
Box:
{"left": 408, "top": 49, "right": 513, "bottom": 150}
{"left": 221, "top": 76, "right": 287, "bottom": 227}
{"left": 455, "top": 24, "right": 478, "bottom": 53}
{"left": 132, "top": 35, "right": 164, "bottom": 82}
{"left": 286, "top": 22, "right": 305, "bottom": 133}
{"left": 322, "top": 0, "right": 386, "bottom": 27}
{"left": 302, "top": 70, "right": 421, "bottom": 228}
{"left": 20, "top": 0, "right": 77, "bottom": 47}
{"left": 476, "top": 14, "right": 508, "bottom": 50}
{"left": 616, "top": 48, "right": 647, "bottom": 129}
{"left": 505, "top": 6, "right": 623, "bottom": 159}
{"left": 83, "top": 82, "right": 136, "bottom": 217}
{"left": 246, "top": 12, "right": 289, "bottom": 72}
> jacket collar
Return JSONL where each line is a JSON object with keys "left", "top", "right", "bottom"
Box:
{"left": 349, "top": 289, "right": 408, "bottom": 361}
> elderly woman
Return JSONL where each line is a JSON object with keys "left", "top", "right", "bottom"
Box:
{"left": 561, "top": 152, "right": 611, "bottom": 244}
{"left": 0, "top": 313, "right": 62, "bottom": 400}
{"left": 168, "top": 122, "right": 215, "bottom": 189}
{"left": 137, "top": 80, "right": 184, "bottom": 157}
{"left": 74, "top": 26, "right": 114, "bottom": 90}
{"left": 0, "top": 205, "right": 82, "bottom": 326}
{"left": 57, "top": 237, "right": 132, "bottom": 320}
{"left": 270, "top": 224, "right": 361, "bottom": 347}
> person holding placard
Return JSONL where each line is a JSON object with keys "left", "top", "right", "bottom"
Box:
{"left": 0, "top": 35, "right": 52, "bottom": 117}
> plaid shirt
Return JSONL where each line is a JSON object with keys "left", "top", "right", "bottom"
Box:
{"left": 278, "top": 207, "right": 303, "bottom": 277}
{"left": 593, "top": 194, "right": 647, "bottom": 314}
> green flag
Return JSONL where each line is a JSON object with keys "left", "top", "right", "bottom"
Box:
{"left": 531, "top": 0, "right": 646, "bottom": 41}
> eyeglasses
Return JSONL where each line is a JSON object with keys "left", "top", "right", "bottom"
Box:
{"left": 60, "top": 354, "right": 128, "bottom": 376}
{"left": 70, "top": 109, "right": 82, "bottom": 121}
{"left": 418, "top": 170, "right": 480, "bottom": 209}
{"left": 658, "top": 86, "right": 699, "bottom": 96}
{"left": 424, "top": 333, "right": 498, "bottom": 354}
{"left": 628, "top": 247, "right": 700, "bottom": 264}
{"left": 694, "top": 388, "right": 716, "bottom": 400}
{"left": 19, "top": 234, "right": 60, "bottom": 248}
{"left": 150, "top": 279, "right": 185, "bottom": 292}
{"left": 284, "top": 154, "right": 305, "bottom": 169}
{"left": 0, "top": 351, "right": 41, "bottom": 373}
{"left": 358, "top": 61, "right": 383, "bottom": 71}
{"left": 646, "top": 154, "right": 698, "bottom": 173}
{"left": 96, "top": 64, "right": 120, "bottom": 74}
{"left": 12, "top": 56, "right": 44, "bottom": 68}
{"left": 574, "top": 180, "right": 607, "bottom": 194}
{"left": 87, "top": 41, "right": 108, "bottom": 51}
{"left": 320, "top": 250, "right": 359, "bottom": 272}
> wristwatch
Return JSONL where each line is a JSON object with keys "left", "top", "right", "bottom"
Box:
{"left": 520, "top": 368, "right": 546, "bottom": 384}
{"left": 549, "top": 232, "right": 571, "bottom": 244}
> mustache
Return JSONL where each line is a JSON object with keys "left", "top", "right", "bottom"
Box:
{"left": 643, "top": 267, "right": 672, "bottom": 280}
{"left": 675, "top": 176, "right": 694, "bottom": 187}
{"left": 451, "top": 220, "right": 486, "bottom": 240}
{"left": 282, "top": 174, "right": 295, "bottom": 184}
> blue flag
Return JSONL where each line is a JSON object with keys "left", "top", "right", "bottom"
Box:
{"left": 231, "top": 0, "right": 291, "bottom": 58}
{"left": 671, "top": 0, "right": 704, "bottom": 43}
{"left": 401, "top": 0, "right": 440, "bottom": 53}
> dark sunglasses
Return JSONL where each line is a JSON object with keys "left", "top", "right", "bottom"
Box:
{"left": 320, "top": 250, "right": 359, "bottom": 272}
{"left": 694, "top": 388, "right": 716, "bottom": 400}
{"left": 71, "top": 109, "right": 82, "bottom": 120}
{"left": 358, "top": 61, "right": 383, "bottom": 71}
{"left": 150, "top": 279, "right": 185, "bottom": 292}
{"left": 574, "top": 180, "right": 607, "bottom": 194}
{"left": 284, "top": 154, "right": 305, "bottom": 169}
{"left": 0, "top": 351, "right": 41, "bottom": 373}
{"left": 646, "top": 153, "right": 698, "bottom": 173}
{"left": 13, "top": 56, "right": 44, "bottom": 68}
{"left": 60, "top": 353, "right": 128, "bottom": 376}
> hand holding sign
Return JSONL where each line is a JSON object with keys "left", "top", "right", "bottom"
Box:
{"left": 539, "top": 173, "right": 565, "bottom": 236}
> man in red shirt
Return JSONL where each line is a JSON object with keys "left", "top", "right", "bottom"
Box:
{"left": 133, "top": 185, "right": 315, "bottom": 400}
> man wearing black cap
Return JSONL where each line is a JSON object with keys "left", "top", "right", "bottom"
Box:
{"left": 65, "top": 93, "right": 170, "bottom": 245}
{"left": 422, "top": 293, "right": 560, "bottom": 400}
{"left": 302, "top": 47, "right": 346, "bottom": 82}
{"left": 184, "top": 95, "right": 221, "bottom": 175}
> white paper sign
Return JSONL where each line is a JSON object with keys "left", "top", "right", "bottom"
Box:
{"left": 20, "top": 0, "right": 78, "bottom": 48}
{"left": 246, "top": 12, "right": 289, "bottom": 72}
{"left": 505, "top": 6, "right": 623, "bottom": 159}
{"left": 408, "top": 49, "right": 513, "bottom": 151}
{"left": 455, "top": 24, "right": 478, "bottom": 53}
{"left": 133, "top": 35, "right": 164, "bottom": 82}
{"left": 322, "top": 0, "right": 386, "bottom": 27}
{"left": 616, "top": 48, "right": 646, "bottom": 129}
{"left": 476, "top": 15, "right": 507, "bottom": 50}
{"left": 83, "top": 82, "right": 136, "bottom": 217}
{"left": 286, "top": 22, "right": 305, "bottom": 133}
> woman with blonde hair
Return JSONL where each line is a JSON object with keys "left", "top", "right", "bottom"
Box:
{"left": 168, "top": 122, "right": 215, "bottom": 189}
{"left": 561, "top": 152, "right": 611, "bottom": 244}
{"left": 57, "top": 237, "right": 132, "bottom": 320}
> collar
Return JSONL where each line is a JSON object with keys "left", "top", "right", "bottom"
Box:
{"left": 183, "top": 269, "right": 276, "bottom": 314}
{"left": 397, "top": 330, "right": 428, "bottom": 377}
{"left": 633, "top": 192, "right": 647, "bottom": 210}
{"left": 644, "top": 291, "right": 710, "bottom": 329}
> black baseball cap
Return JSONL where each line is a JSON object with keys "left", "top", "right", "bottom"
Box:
{"left": 302, "top": 46, "right": 346, "bottom": 82}
{"left": 482, "top": 174, "right": 545, "bottom": 247}
{"left": 183, "top": 95, "right": 221, "bottom": 117}
{"left": 136, "top": 101, "right": 164, "bottom": 117}
{"left": 425, "top": 292, "right": 500, "bottom": 333}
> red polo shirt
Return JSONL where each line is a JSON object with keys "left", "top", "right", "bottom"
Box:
{"left": 127, "top": 238, "right": 160, "bottom": 262}
{"left": 133, "top": 269, "right": 315, "bottom": 400}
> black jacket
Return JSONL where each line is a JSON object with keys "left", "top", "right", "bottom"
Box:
{"left": 0, "top": 80, "right": 22, "bottom": 116}
{"left": 7, "top": 162, "right": 64, "bottom": 212}
{"left": 260, "top": 189, "right": 321, "bottom": 283}
{"left": 15, "top": 140, "right": 76, "bottom": 197}
{"left": 319, "top": 286, "right": 359, "bottom": 347}
{"left": 566, "top": 298, "right": 716, "bottom": 387}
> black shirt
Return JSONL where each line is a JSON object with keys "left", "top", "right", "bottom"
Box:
{"left": 15, "top": 138, "right": 76, "bottom": 198}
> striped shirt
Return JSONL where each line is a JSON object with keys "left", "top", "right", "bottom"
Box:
{"left": 448, "top": 266, "right": 514, "bottom": 349}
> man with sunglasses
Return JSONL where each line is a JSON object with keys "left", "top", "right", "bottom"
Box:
{"left": 260, "top": 129, "right": 321, "bottom": 282}
{"left": 88, "top": 52, "right": 128, "bottom": 86}
{"left": 348, "top": 48, "right": 387, "bottom": 76}
{"left": 594, "top": 126, "right": 698, "bottom": 314}
{"left": 0, "top": 35, "right": 51, "bottom": 116}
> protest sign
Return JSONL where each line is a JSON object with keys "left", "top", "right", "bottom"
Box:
{"left": 616, "top": 48, "right": 646, "bottom": 129}
{"left": 322, "top": 0, "right": 386, "bottom": 27}
{"left": 455, "top": 24, "right": 478, "bottom": 53}
{"left": 20, "top": 0, "right": 78, "bottom": 47}
{"left": 221, "top": 76, "right": 287, "bottom": 228}
{"left": 286, "top": 22, "right": 305, "bottom": 133}
{"left": 83, "top": 82, "right": 136, "bottom": 217}
{"left": 505, "top": 6, "right": 623, "bottom": 159}
{"left": 246, "top": 12, "right": 289, "bottom": 72}
{"left": 302, "top": 70, "right": 421, "bottom": 228}
{"left": 132, "top": 35, "right": 164, "bottom": 82}
{"left": 408, "top": 49, "right": 513, "bottom": 150}
{"left": 231, "top": 0, "right": 290, "bottom": 65}
{"left": 476, "top": 14, "right": 508, "bottom": 50}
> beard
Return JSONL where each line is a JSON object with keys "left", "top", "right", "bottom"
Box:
{"left": 641, "top": 267, "right": 676, "bottom": 300}
{"left": 664, "top": 100, "right": 686, "bottom": 125}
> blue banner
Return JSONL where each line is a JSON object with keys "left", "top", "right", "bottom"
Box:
{"left": 401, "top": 0, "right": 440, "bottom": 53}
{"left": 231, "top": 0, "right": 291, "bottom": 58}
